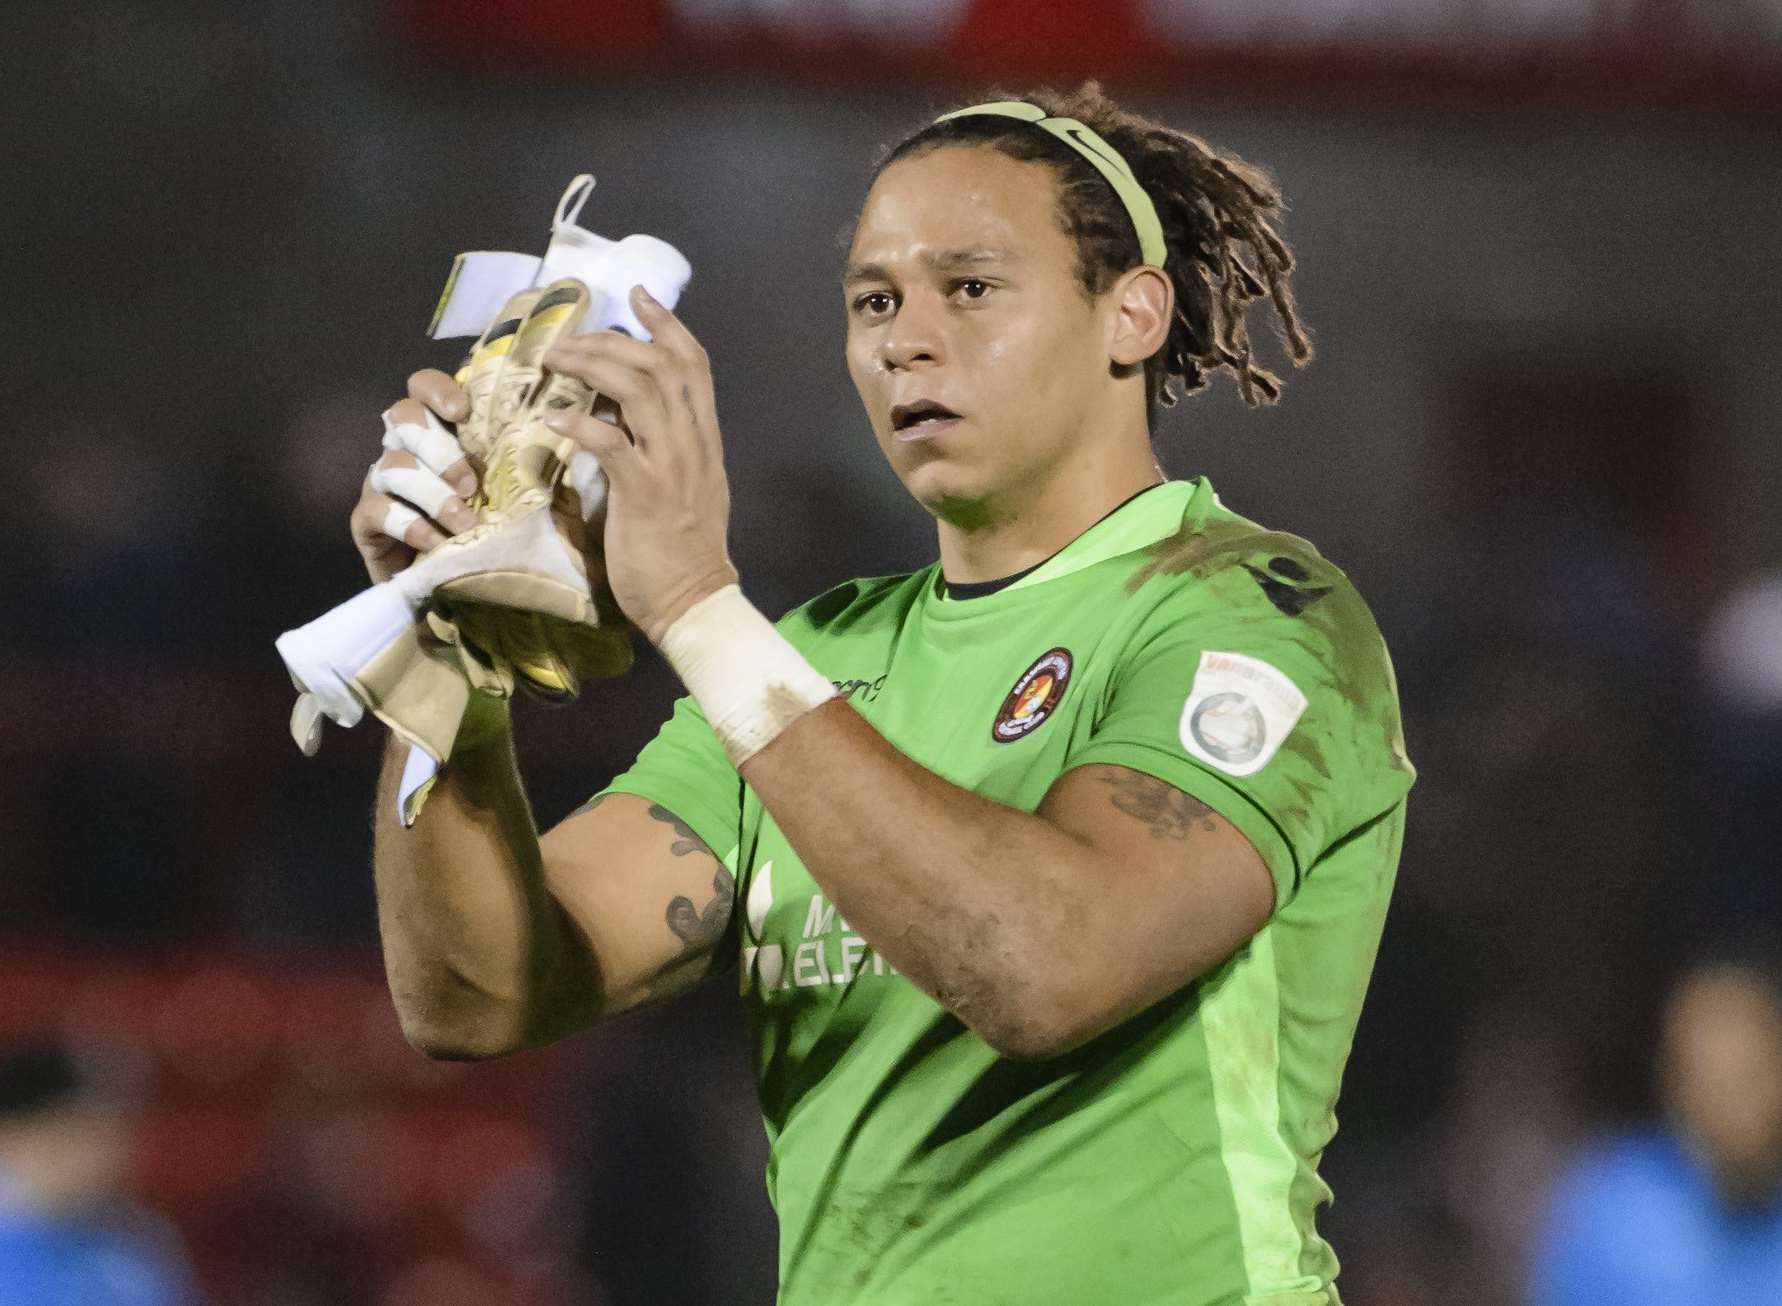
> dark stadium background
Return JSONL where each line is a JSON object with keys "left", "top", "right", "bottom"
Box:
{"left": 5, "top": 1, "right": 1781, "bottom": 1301}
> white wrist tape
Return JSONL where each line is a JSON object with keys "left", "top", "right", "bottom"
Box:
{"left": 657, "top": 584, "right": 836, "bottom": 767}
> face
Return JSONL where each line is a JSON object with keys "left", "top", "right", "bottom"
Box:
{"left": 844, "top": 145, "right": 1117, "bottom": 522}
{"left": 1661, "top": 966, "right": 1782, "bottom": 1204}
{"left": 0, "top": 1099, "right": 130, "bottom": 1211}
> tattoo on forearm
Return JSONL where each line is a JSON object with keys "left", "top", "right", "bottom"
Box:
{"left": 1100, "top": 772, "right": 1219, "bottom": 840}
{"left": 648, "top": 803, "right": 710, "bottom": 858}
{"left": 665, "top": 868, "right": 734, "bottom": 953}
{"left": 570, "top": 793, "right": 609, "bottom": 818}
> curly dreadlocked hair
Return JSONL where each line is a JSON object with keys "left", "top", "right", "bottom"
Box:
{"left": 877, "top": 83, "right": 1313, "bottom": 415}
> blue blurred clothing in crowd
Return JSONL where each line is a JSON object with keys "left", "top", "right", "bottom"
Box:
{"left": 1533, "top": 1129, "right": 1782, "bottom": 1306}
{"left": 0, "top": 1174, "right": 195, "bottom": 1306}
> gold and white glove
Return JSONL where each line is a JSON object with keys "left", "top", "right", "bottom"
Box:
{"left": 275, "top": 176, "right": 691, "bottom": 821}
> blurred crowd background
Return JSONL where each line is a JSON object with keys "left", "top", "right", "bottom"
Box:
{"left": 6, "top": 0, "right": 1782, "bottom": 1302}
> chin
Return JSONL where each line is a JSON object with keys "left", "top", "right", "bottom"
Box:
{"left": 898, "top": 457, "right": 1000, "bottom": 526}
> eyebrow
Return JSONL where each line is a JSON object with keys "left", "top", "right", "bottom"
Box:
{"left": 842, "top": 247, "right": 1018, "bottom": 285}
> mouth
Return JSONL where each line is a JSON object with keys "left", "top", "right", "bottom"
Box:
{"left": 889, "top": 400, "right": 962, "bottom": 443}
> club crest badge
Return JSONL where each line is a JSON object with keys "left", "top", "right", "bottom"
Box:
{"left": 992, "top": 647, "right": 1073, "bottom": 743}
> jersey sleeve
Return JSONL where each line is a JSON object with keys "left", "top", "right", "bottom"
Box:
{"left": 1064, "top": 560, "right": 1414, "bottom": 912}
{"left": 593, "top": 692, "right": 744, "bottom": 870}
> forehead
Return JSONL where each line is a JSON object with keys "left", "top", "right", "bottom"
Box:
{"left": 849, "top": 144, "right": 1071, "bottom": 269}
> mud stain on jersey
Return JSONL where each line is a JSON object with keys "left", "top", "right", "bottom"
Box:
{"left": 1124, "top": 519, "right": 1324, "bottom": 595}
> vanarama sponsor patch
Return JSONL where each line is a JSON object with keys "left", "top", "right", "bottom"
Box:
{"left": 992, "top": 647, "right": 1073, "bottom": 743}
{"left": 1178, "top": 650, "right": 1307, "bottom": 777}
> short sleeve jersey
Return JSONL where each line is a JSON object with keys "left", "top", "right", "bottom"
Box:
{"left": 598, "top": 478, "right": 1415, "bottom": 1306}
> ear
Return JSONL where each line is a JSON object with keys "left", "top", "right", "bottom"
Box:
{"left": 1105, "top": 265, "right": 1173, "bottom": 369}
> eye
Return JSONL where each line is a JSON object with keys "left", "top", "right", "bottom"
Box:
{"left": 852, "top": 291, "right": 895, "bottom": 317}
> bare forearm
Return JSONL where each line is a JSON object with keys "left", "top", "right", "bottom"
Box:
{"left": 739, "top": 700, "right": 1103, "bottom": 1052}
{"left": 371, "top": 703, "right": 594, "bottom": 1057}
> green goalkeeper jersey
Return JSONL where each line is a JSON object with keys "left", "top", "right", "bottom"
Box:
{"left": 598, "top": 477, "right": 1414, "bottom": 1306}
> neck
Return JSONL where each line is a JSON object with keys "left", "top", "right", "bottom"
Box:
{"left": 934, "top": 425, "right": 1163, "bottom": 585}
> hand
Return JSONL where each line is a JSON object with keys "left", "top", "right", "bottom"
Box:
{"left": 350, "top": 369, "right": 481, "bottom": 584}
{"left": 541, "top": 287, "right": 739, "bottom": 645}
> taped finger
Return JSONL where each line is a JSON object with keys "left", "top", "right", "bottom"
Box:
{"left": 380, "top": 499, "right": 446, "bottom": 553}
{"left": 382, "top": 499, "right": 421, "bottom": 541}
{"left": 370, "top": 461, "right": 473, "bottom": 532}
{"left": 382, "top": 408, "right": 475, "bottom": 493}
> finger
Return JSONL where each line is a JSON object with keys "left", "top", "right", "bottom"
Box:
{"left": 544, "top": 329, "right": 673, "bottom": 388}
{"left": 629, "top": 285, "right": 706, "bottom": 365}
{"left": 546, "top": 409, "right": 639, "bottom": 481}
{"left": 539, "top": 352, "right": 670, "bottom": 446}
{"left": 625, "top": 287, "right": 720, "bottom": 458}
{"left": 369, "top": 456, "right": 477, "bottom": 534}
{"left": 381, "top": 406, "right": 476, "bottom": 497}
{"left": 390, "top": 501, "right": 447, "bottom": 552}
{"left": 356, "top": 488, "right": 447, "bottom": 554}
{"left": 406, "top": 368, "right": 470, "bottom": 423}
{"left": 382, "top": 499, "right": 425, "bottom": 548}
{"left": 556, "top": 325, "right": 713, "bottom": 430}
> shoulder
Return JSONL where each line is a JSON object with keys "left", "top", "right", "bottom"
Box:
{"left": 1108, "top": 487, "right": 1414, "bottom": 782}
{"left": 1134, "top": 494, "right": 1363, "bottom": 619}
{"left": 1123, "top": 491, "right": 1390, "bottom": 683}
{"left": 774, "top": 570, "right": 930, "bottom": 641}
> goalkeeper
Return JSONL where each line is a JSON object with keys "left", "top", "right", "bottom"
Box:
{"left": 352, "top": 83, "right": 1413, "bottom": 1306}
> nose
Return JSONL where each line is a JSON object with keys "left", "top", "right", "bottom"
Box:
{"left": 878, "top": 290, "right": 944, "bottom": 372}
